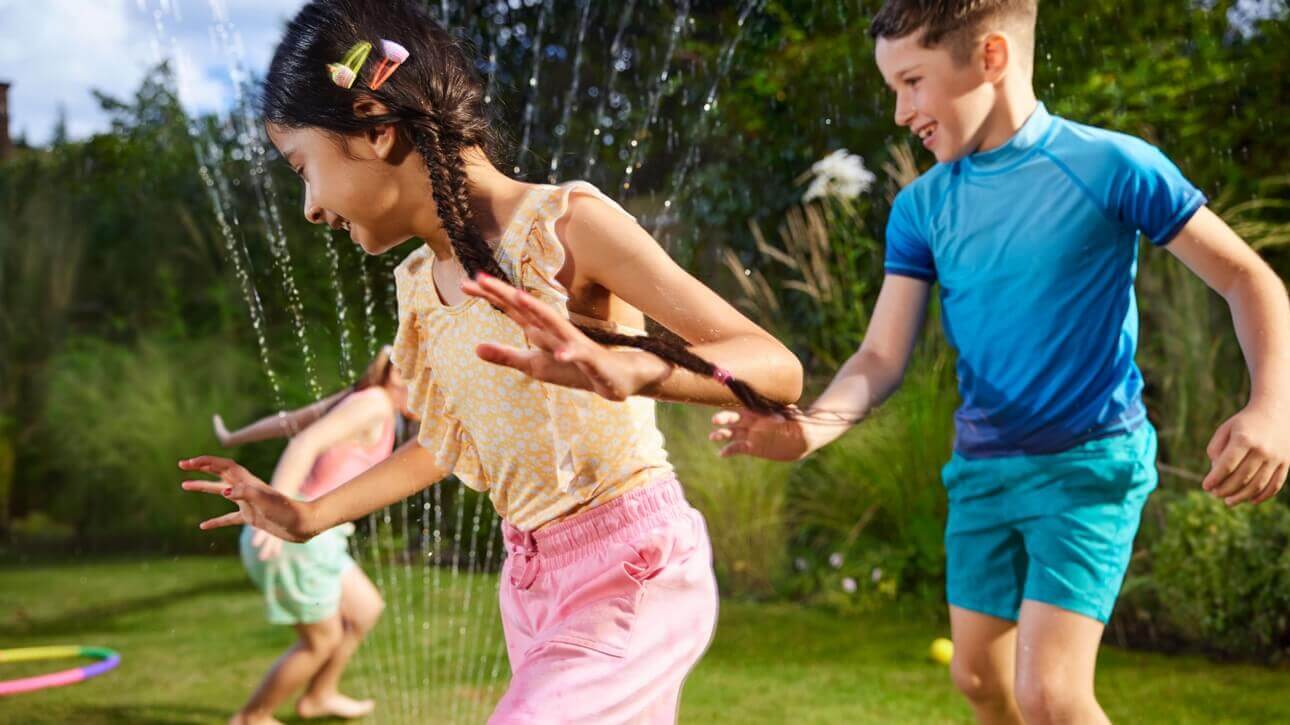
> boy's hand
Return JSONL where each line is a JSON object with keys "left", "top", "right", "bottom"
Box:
{"left": 1202, "top": 403, "right": 1289, "bottom": 506}
{"left": 710, "top": 407, "right": 822, "bottom": 461}
{"left": 179, "top": 456, "right": 316, "bottom": 541}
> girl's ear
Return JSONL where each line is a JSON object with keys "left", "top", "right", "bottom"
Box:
{"left": 353, "top": 97, "right": 398, "bottom": 160}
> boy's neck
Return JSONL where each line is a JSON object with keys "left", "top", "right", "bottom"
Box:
{"left": 974, "top": 85, "right": 1040, "bottom": 155}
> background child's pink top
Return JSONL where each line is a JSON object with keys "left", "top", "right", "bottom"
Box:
{"left": 297, "top": 387, "right": 396, "bottom": 502}
{"left": 391, "top": 182, "right": 674, "bottom": 532}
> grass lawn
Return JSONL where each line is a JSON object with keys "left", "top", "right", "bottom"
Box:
{"left": 2, "top": 555, "right": 1287, "bottom": 723}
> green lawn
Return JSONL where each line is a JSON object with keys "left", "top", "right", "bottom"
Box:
{"left": 1, "top": 556, "right": 1287, "bottom": 723}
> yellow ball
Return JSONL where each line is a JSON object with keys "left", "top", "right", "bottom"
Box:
{"left": 929, "top": 637, "right": 954, "bottom": 665}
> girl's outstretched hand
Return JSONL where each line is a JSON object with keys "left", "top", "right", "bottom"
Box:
{"left": 179, "top": 456, "right": 314, "bottom": 542}
{"left": 462, "top": 273, "right": 668, "bottom": 401}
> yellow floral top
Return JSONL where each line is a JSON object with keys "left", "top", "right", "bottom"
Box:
{"left": 391, "top": 182, "right": 674, "bottom": 531}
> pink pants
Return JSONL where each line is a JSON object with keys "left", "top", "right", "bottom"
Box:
{"left": 489, "top": 478, "right": 719, "bottom": 724}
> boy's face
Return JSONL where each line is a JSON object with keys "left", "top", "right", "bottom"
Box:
{"left": 875, "top": 32, "right": 997, "bottom": 163}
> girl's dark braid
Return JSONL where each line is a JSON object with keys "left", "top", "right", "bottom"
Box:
{"left": 409, "top": 113, "right": 791, "bottom": 416}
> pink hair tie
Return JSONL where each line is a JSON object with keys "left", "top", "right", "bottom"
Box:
{"left": 712, "top": 367, "right": 733, "bottom": 385}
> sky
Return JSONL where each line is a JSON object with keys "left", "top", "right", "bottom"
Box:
{"left": 0, "top": 0, "right": 309, "bottom": 145}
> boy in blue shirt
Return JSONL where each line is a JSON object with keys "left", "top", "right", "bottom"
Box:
{"left": 711, "top": 1, "right": 1290, "bottom": 722}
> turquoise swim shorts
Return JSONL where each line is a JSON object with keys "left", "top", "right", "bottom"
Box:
{"left": 240, "top": 522, "right": 357, "bottom": 625}
{"left": 941, "top": 424, "right": 1158, "bottom": 624}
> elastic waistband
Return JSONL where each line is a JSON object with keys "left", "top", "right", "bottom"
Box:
{"left": 502, "top": 476, "right": 688, "bottom": 571}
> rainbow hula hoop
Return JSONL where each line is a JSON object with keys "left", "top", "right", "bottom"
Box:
{"left": 0, "top": 646, "right": 121, "bottom": 696}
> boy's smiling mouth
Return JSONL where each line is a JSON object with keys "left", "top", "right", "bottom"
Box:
{"left": 915, "top": 121, "right": 938, "bottom": 147}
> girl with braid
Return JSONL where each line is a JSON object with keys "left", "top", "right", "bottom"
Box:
{"left": 180, "top": 1, "right": 802, "bottom": 723}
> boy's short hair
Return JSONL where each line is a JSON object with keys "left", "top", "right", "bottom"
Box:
{"left": 870, "top": 0, "right": 1038, "bottom": 70}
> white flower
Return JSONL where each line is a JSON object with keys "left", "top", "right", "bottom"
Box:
{"left": 803, "top": 149, "right": 876, "bottom": 202}
{"left": 871, "top": 567, "right": 883, "bottom": 583}
{"left": 842, "top": 577, "right": 858, "bottom": 593}
{"left": 793, "top": 557, "right": 809, "bottom": 572}
{"left": 828, "top": 552, "right": 844, "bottom": 569}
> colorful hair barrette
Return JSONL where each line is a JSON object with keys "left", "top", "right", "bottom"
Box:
{"left": 327, "top": 40, "right": 373, "bottom": 89}
{"left": 369, "top": 40, "right": 410, "bottom": 90}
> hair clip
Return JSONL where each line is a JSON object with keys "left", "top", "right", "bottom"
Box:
{"left": 327, "top": 40, "right": 373, "bottom": 89}
{"left": 369, "top": 40, "right": 410, "bottom": 90}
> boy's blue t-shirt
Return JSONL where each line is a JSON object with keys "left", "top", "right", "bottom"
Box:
{"left": 885, "top": 103, "right": 1206, "bottom": 459}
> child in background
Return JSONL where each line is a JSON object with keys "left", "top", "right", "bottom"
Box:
{"left": 216, "top": 347, "right": 410, "bottom": 724}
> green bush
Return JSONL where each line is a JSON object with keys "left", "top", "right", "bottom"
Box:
{"left": 786, "top": 345, "right": 957, "bottom": 609}
{"left": 1150, "top": 492, "right": 1290, "bottom": 661}
{"left": 660, "top": 404, "right": 794, "bottom": 599}
{"left": 39, "top": 335, "right": 274, "bottom": 551}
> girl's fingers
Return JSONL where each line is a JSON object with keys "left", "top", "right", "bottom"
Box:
{"left": 179, "top": 455, "right": 237, "bottom": 473}
{"left": 251, "top": 528, "right": 267, "bottom": 547}
{"left": 463, "top": 279, "right": 532, "bottom": 327}
{"left": 199, "top": 511, "right": 244, "bottom": 530}
{"left": 475, "top": 343, "right": 539, "bottom": 374}
{"left": 505, "top": 284, "right": 582, "bottom": 345}
{"left": 1251, "top": 463, "right": 1287, "bottom": 505}
{"left": 710, "top": 428, "right": 734, "bottom": 442}
{"left": 181, "top": 480, "right": 229, "bottom": 496}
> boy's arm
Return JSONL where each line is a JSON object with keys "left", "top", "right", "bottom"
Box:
{"left": 1165, "top": 206, "right": 1290, "bottom": 505}
{"left": 710, "top": 275, "right": 931, "bottom": 460}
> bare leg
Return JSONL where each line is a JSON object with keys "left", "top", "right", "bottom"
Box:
{"left": 233, "top": 615, "right": 344, "bottom": 724}
{"left": 1014, "top": 600, "right": 1109, "bottom": 725}
{"left": 948, "top": 606, "right": 1025, "bottom": 725}
{"left": 297, "top": 566, "right": 385, "bottom": 719}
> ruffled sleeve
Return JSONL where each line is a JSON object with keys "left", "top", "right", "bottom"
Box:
{"left": 391, "top": 248, "right": 470, "bottom": 481}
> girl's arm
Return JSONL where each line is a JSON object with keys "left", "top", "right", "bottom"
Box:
{"left": 466, "top": 193, "right": 803, "bottom": 406}
{"left": 265, "top": 389, "right": 392, "bottom": 499}
{"left": 1165, "top": 206, "right": 1290, "bottom": 505}
{"left": 180, "top": 441, "right": 449, "bottom": 542}
{"left": 711, "top": 275, "right": 930, "bottom": 461}
{"left": 215, "top": 389, "right": 350, "bottom": 446}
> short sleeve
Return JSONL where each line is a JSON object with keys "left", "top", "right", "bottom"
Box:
{"left": 389, "top": 248, "right": 467, "bottom": 478}
{"left": 390, "top": 250, "right": 428, "bottom": 387}
{"left": 1107, "top": 138, "right": 1207, "bottom": 246}
{"left": 883, "top": 189, "right": 937, "bottom": 282}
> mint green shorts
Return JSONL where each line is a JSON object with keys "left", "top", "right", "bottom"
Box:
{"left": 942, "top": 424, "right": 1158, "bottom": 624}
{"left": 240, "top": 523, "right": 357, "bottom": 625}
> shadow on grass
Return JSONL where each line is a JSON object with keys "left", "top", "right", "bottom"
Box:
{"left": 2, "top": 576, "right": 248, "bottom": 638}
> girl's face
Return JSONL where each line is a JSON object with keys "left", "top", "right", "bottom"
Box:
{"left": 267, "top": 122, "right": 425, "bottom": 255}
